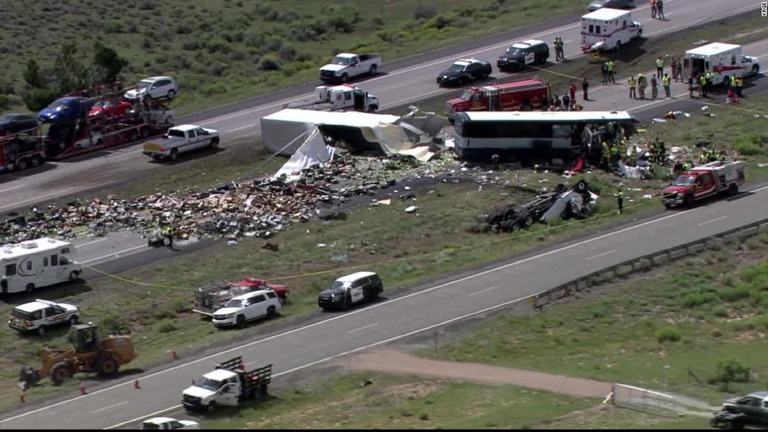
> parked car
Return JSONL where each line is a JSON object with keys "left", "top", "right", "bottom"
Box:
{"left": 436, "top": 58, "right": 492, "bottom": 87}
{"left": 38, "top": 97, "right": 92, "bottom": 124}
{"left": 124, "top": 76, "right": 178, "bottom": 101}
{"left": 587, "top": 0, "right": 635, "bottom": 11}
{"left": 497, "top": 39, "right": 550, "bottom": 72}
{"left": 89, "top": 100, "right": 134, "bottom": 119}
{"left": 317, "top": 271, "right": 383, "bottom": 311}
{"left": 8, "top": 299, "right": 80, "bottom": 336}
{"left": 140, "top": 417, "right": 200, "bottom": 430}
{"left": 211, "top": 289, "right": 282, "bottom": 328}
{"left": 0, "top": 113, "right": 39, "bottom": 136}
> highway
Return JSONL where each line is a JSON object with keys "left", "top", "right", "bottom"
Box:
{"left": 1, "top": 184, "right": 766, "bottom": 429}
{"left": 0, "top": 0, "right": 759, "bottom": 212}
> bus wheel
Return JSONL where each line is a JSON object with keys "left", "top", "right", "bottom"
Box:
{"left": 491, "top": 154, "right": 501, "bottom": 164}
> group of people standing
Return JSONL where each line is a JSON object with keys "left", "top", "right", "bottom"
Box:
{"left": 650, "top": 0, "right": 666, "bottom": 20}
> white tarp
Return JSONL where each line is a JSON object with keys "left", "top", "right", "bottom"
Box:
{"left": 274, "top": 127, "right": 335, "bottom": 179}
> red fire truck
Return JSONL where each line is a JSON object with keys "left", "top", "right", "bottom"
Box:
{"left": 444, "top": 78, "right": 551, "bottom": 122}
{"left": 1, "top": 82, "right": 174, "bottom": 173}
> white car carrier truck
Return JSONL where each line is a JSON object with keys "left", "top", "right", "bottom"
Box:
{"left": 284, "top": 85, "right": 380, "bottom": 112}
{"left": 580, "top": 8, "right": 642, "bottom": 53}
{"left": 0, "top": 237, "right": 81, "bottom": 295}
{"left": 683, "top": 42, "right": 760, "bottom": 85}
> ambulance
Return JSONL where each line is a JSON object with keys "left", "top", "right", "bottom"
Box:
{"left": 683, "top": 42, "right": 760, "bottom": 85}
{"left": 580, "top": 8, "right": 642, "bottom": 53}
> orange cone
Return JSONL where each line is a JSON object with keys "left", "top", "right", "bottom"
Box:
{"left": 134, "top": 378, "right": 141, "bottom": 389}
{"left": 80, "top": 381, "right": 87, "bottom": 395}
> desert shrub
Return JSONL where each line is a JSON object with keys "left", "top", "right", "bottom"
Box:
{"left": 425, "top": 14, "right": 454, "bottom": 30}
{"left": 156, "top": 319, "right": 178, "bottom": 334}
{"left": 708, "top": 359, "right": 751, "bottom": 391}
{"left": 655, "top": 326, "right": 681, "bottom": 343}
{"left": 278, "top": 44, "right": 297, "bottom": 62}
{"left": 717, "top": 284, "right": 751, "bottom": 302}
{"left": 259, "top": 54, "right": 282, "bottom": 71}
{"left": 733, "top": 134, "right": 763, "bottom": 156}
{"left": 414, "top": 6, "right": 438, "bottom": 19}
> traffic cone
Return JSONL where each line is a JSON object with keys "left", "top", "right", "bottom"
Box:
{"left": 80, "top": 381, "right": 87, "bottom": 395}
{"left": 172, "top": 350, "right": 178, "bottom": 360}
{"left": 20, "top": 390, "right": 25, "bottom": 404}
{"left": 134, "top": 378, "right": 141, "bottom": 389}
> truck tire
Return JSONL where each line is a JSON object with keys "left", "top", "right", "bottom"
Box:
{"left": 683, "top": 195, "right": 694, "bottom": 208}
{"left": 367, "top": 105, "right": 378, "bottom": 113}
{"left": 69, "top": 315, "right": 79, "bottom": 326}
{"left": 25, "top": 283, "right": 35, "bottom": 294}
{"left": 38, "top": 325, "right": 48, "bottom": 336}
{"left": 209, "top": 138, "right": 219, "bottom": 150}
{"left": 369, "top": 65, "right": 378, "bottom": 76}
{"left": 30, "top": 155, "right": 43, "bottom": 168}
{"left": 16, "top": 158, "right": 28, "bottom": 171}
{"left": 753, "top": 64, "right": 760, "bottom": 74}
{"left": 169, "top": 148, "right": 179, "bottom": 161}
{"left": 98, "top": 356, "right": 120, "bottom": 376}
{"left": 167, "top": 90, "right": 176, "bottom": 100}
{"left": 206, "top": 401, "right": 218, "bottom": 413}
{"left": 266, "top": 305, "right": 277, "bottom": 319}
{"left": 50, "top": 362, "right": 73, "bottom": 385}
{"left": 728, "top": 183, "right": 739, "bottom": 196}
{"left": 614, "top": 41, "right": 622, "bottom": 52}
{"left": 340, "top": 73, "right": 349, "bottom": 83}
{"left": 237, "top": 315, "right": 247, "bottom": 328}
{"left": 69, "top": 271, "right": 80, "bottom": 282}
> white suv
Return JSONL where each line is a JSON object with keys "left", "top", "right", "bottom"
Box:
{"left": 124, "top": 76, "right": 178, "bottom": 101}
{"left": 211, "top": 289, "right": 281, "bottom": 328}
{"left": 8, "top": 299, "right": 80, "bottom": 335}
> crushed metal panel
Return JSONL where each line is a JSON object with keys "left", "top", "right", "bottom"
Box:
{"left": 274, "top": 127, "right": 335, "bottom": 179}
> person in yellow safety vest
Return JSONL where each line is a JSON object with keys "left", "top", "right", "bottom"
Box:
{"left": 601, "top": 141, "right": 611, "bottom": 168}
{"left": 627, "top": 75, "right": 636, "bottom": 98}
{"left": 655, "top": 57, "right": 664, "bottom": 78}
{"left": 699, "top": 151, "right": 709, "bottom": 164}
{"left": 609, "top": 142, "right": 619, "bottom": 165}
{"left": 662, "top": 73, "right": 671, "bottom": 98}
{"left": 606, "top": 60, "right": 616, "bottom": 83}
{"left": 163, "top": 226, "right": 174, "bottom": 249}
{"left": 683, "top": 161, "right": 693, "bottom": 170}
{"left": 735, "top": 77, "right": 743, "bottom": 98}
{"left": 699, "top": 74, "right": 708, "bottom": 98}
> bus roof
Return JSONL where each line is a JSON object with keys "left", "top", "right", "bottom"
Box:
{"left": 582, "top": 8, "right": 631, "bottom": 21}
{"left": 685, "top": 42, "right": 741, "bottom": 57}
{"left": 455, "top": 110, "right": 636, "bottom": 123}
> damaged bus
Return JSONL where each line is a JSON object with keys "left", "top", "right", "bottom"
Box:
{"left": 452, "top": 110, "right": 637, "bottom": 164}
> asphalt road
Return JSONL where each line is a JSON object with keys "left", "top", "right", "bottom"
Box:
{"left": 2, "top": 183, "right": 767, "bottom": 429}
{"left": 0, "top": 0, "right": 758, "bottom": 212}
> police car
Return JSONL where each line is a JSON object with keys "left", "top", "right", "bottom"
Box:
{"left": 436, "top": 58, "right": 493, "bottom": 87}
{"left": 8, "top": 299, "right": 80, "bottom": 336}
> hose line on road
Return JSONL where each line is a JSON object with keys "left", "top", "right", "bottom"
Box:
{"left": 82, "top": 197, "right": 659, "bottom": 289}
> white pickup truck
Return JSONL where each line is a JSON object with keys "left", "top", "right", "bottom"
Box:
{"left": 319, "top": 53, "right": 382, "bottom": 83}
{"left": 142, "top": 124, "right": 219, "bottom": 161}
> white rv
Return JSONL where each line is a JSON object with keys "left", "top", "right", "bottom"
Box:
{"left": 0, "top": 238, "right": 81, "bottom": 295}
{"left": 684, "top": 42, "right": 760, "bottom": 85}
{"left": 580, "top": 8, "right": 642, "bottom": 52}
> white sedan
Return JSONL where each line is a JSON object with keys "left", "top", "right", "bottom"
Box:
{"left": 140, "top": 417, "right": 200, "bottom": 430}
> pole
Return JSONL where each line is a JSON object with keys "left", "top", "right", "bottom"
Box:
{"left": 663, "top": 365, "right": 670, "bottom": 392}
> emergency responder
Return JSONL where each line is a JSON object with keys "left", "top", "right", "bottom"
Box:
{"left": 650, "top": 0, "right": 657, "bottom": 19}
{"left": 582, "top": 76, "right": 590, "bottom": 101}
{"left": 662, "top": 73, "right": 671, "bottom": 98}
{"left": 601, "top": 141, "right": 611, "bottom": 168}
{"left": 615, "top": 189, "right": 624, "bottom": 215}
{"left": 655, "top": 57, "right": 664, "bottom": 79}
{"left": 609, "top": 142, "right": 619, "bottom": 166}
{"left": 656, "top": 0, "right": 665, "bottom": 20}
{"left": 650, "top": 74, "right": 659, "bottom": 99}
{"left": 637, "top": 73, "right": 647, "bottom": 99}
{"left": 688, "top": 74, "right": 695, "bottom": 98}
{"left": 735, "top": 76, "right": 744, "bottom": 98}
{"left": 705, "top": 70, "right": 713, "bottom": 95}
{"left": 699, "top": 74, "right": 708, "bottom": 98}
{"left": 649, "top": 139, "right": 658, "bottom": 163}
{"left": 670, "top": 58, "right": 677, "bottom": 81}
{"left": 628, "top": 75, "right": 637, "bottom": 99}
{"left": 163, "top": 225, "right": 174, "bottom": 250}
{"left": 606, "top": 59, "right": 616, "bottom": 83}
{"left": 657, "top": 139, "right": 666, "bottom": 165}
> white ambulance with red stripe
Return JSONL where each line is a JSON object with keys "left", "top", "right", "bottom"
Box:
{"left": 684, "top": 42, "right": 760, "bottom": 85}
{"left": 580, "top": 8, "right": 642, "bottom": 53}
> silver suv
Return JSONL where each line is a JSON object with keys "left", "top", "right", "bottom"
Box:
{"left": 8, "top": 299, "right": 80, "bottom": 335}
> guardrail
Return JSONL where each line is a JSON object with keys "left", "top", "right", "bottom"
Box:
{"left": 528, "top": 217, "right": 768, "bottom": 311}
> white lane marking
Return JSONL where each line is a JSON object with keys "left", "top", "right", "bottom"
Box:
{"left": 0, "top": 188, "right": 75, "bottom": 211}
{"left": 467, "top": 286, "right": 499, "bottom": 297}
{"left": 0, "top": 184, "right": 25, "bottom": 193}
{"left": 699, "top": 216, "right": 728, "bottom": 226}
{"left": 348, "top": 323, "right": 379, "bottom": 334}
{"left": 77, "top": 238, "right": 109, "bottom": 248}
{"left": 92, "top": 401, "right": 127, "bottom": 414}
{"left": 80, "top": 244, "right": 147, "bottom": 265}
{"left": 586, "top": 250, "right": 616, "bottom": 261}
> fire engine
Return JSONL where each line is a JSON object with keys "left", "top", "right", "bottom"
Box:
{"left": 444, "top": 78, "right": 551, "bottom": 122}
{"left": 0, "top": 81, "right": 175, "bottom": 173}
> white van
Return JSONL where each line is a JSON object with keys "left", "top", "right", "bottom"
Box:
{"left": 580, "top": 8, "right": 642, "bottom": 52}
{"left": 684, "top": 42, "right": 760, "bottom": 85}
{"left": 0, "top": 238, "right": 81, "bottom": 295}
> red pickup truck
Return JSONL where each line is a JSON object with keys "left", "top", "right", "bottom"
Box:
{"left": 661, "top": 160, "right": 744, "bottom": 208}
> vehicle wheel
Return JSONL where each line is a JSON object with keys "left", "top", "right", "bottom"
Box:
{"left": 30, "top": 156, "right": 43, "bottom": 168}
{"left": 206, "top": 401, "right": 218, "bottom": 413}
{"left": 728, "top": 183, "right": 739, "bottom": 196}
{"left": 167, "top": 90, "right": 176, "bottom": 100}
{"left": 38, "top": 325, "right": 47, "bottom": 337}
{"left": 209, "top": 138, "right": 219, "bottom": 150}
{"left": 69, "top": 315, "right": 79, "bottom": 326}
{"left": 266, "top": 305, "right": 277, "bottom": 319}
{"left": 25, "top": 283, "right": 35, "bottom": 294}
{"left": 367, "top": 105, "right": 378, "bottom": 113}
{"left": 169, "top": 148, "right": 178, "bottom": 161}
{"left": 683, "top": 195, "right": 694, "bottom": 207}
{"left": 369, "top": 65, "right": 378, "bottom": 76}
{"left": 50, "top": 362, "right": 73, "bottom": 385}
{"left": 344, "top": 293, "right": 352, "bottom": 310}
{"left": 615, "top": 41, "right": 622, "bottom": 52}
{"left": 752, "top": 65, "right": 759, "bottom": 74}
{"left": 98, "top": 357, "right": 119, "bottom": 376}
{"left": 340, "top": 73, "right": 349, "bottom": 83}
{"left": 164, "top": 115, "right": 173, "bottom": 125}
{"left": 69, "top": 271, "right": 80, "bottom": 282}
{"left": 637, "top": 29, "right": 643, "bottom": 38}
{"left": 236, "top": 315, "right": 247, "bottom": 328}
{"left": 16, "top": 158, "right": 28, "bottom": 171}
